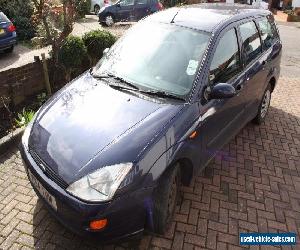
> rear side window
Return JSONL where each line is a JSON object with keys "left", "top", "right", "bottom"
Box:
{"left": 209, "top": 29, "right": 241, "bottom": 84}
{"left": 136, "top": 0, "right": 147, "bottom": 4}
{"left": 239, "top": 21, "right": 262, "bottom": 66}
{"left": 257, "top": 17, "right": 279, "bottom": 49}
{"left": 119, "top": 0, "right": 134, "bottom": 6}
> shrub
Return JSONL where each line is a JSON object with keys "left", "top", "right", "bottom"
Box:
{"left": 13, "top": 16, "right": 36, "bottom": 40}
{"left": 15, "top": 108, "right": 35, "bottom": 128}
{"left": 58, "top": 36, "right": 88, "bottom": 81}
{"left": 0, "top": 0, "right": 35, "bottom": 40}
{"left": 82, "top": 30, "right": 117, "bottom": 66}
{"left": 75, "top": 0, "right": 92, "bottom": 19}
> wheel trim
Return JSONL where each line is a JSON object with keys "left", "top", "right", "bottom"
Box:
{"left": 106, "top": 16, "right": 114, "bottom": 26}
{"left": 261, "top": 90, "right": 271, "bottom": 118}
{"left": 95, "top": 6, "right": 100, "bottom": 14}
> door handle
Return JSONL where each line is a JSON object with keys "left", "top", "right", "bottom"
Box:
{"left": 262, "top": 60, "right": 266, "bottom": 70}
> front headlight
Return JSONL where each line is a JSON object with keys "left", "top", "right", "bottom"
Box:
{"left": 67, "top": 163, "right": 132, "bottom": 202}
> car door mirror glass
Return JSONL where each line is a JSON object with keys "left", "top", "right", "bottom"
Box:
{"left": 208, "top": 83, "right": 236, "bottom": 100}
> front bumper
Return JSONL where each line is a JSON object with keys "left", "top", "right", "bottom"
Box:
{"left": 98, "top": 13, "right": 107, "bottom": 23}
{"left": 20, "top": 144, "right": 154, "bottom": 241}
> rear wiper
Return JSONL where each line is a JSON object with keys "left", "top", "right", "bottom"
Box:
{"left": 140, "top": 90, "right": 186, "bottom": 101}
{"left": 91, "top": 72, "right": 139, "bottom": 90}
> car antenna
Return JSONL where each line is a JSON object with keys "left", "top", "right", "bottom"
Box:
{"left": 170, "top": 9, "right": 180, "bottom": 23}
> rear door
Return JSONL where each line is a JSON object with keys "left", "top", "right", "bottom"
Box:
{"left": 255, "top": 15, "right": 282, "bottom": 94}
{"left": 237, "top": 19, "right": 266, "bottom": 119}
{"left": 134, "top": 0, "right": 150, "bottom": 20}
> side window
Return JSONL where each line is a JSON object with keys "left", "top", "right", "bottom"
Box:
{"left": 258, "top": 17, "right": 278, "bottom": 49}
{"left": 209, "top": 29, "right": 241, "bottom": 85}
{"left": 119, "top": 0, "right": 134, "bottom": 6}
{"left": 239, "top": 21, "right": 262, "bottom": 66}
{"left": 136, "top": 0, "right": 147, "bottom": 4}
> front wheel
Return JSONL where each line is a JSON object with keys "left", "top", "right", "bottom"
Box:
{"left": 105, "top": 15, "right": 114, "bottom": 26}
{"left": 253, "top": 84, "right": 272, "bottom": 124}
{"left": 152, "top": 164, "right": 181, "bottom": 234}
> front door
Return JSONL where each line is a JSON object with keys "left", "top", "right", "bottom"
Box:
{"left": 116, "top": 0, "right": 135, "bottom": 22}
{"left": 199, "top": 27, "right": 248, "bottom": 165}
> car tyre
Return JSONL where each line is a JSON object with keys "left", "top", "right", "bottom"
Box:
{"left": 4, "top": 45, "right": 14, "bottom": 53}
{"left": 105, "top": 14, "right": 114, "bottom": 26}
{"left": 94, "top": 5, "right": 100, "bottom": 15}
{"left": 253, "top": 83, "right": 272, "bottom": 125}
{"left": 152, "top": 164, "right": 181, "bottom": 234}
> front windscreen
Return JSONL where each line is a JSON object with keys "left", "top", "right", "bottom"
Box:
{"left": 93, "top": 21, "right": 210, "bottom": 97}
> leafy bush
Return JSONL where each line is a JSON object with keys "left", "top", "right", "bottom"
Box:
{"left": 58, "top": 36, "right": 88, "bottom": 81}
{"left": 13, "top": 16, "right": 36, "bottom": 40}
{"left": 82, "top": 30, "right": 117, "bottom": 66}
{"left": 15, "top": 108, "right": 35, "bottom": 128}
{"left": 75, "top": 0, "right": 92, "bottom": 18}
{"left": 0, "top": 0, "right": 35, "bottom": 40}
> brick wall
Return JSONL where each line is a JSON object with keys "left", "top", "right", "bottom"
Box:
{"left": 0, "top": 60, "right": 46, "bottom": 108}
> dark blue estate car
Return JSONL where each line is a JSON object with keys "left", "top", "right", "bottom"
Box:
{"left": 0, "top": 12, "right": 17, "bottom": 53}
{"left": 98, "top": 0, "right": 163, "bottom": 26}
{"left": 21, "top": 4, "right": 281, "bottom": 241}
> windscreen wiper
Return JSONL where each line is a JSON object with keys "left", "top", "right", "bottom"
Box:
{"left": 91, "top": 72, "right": 139, "bottom": 90}
{"left": 139, "top": 90, "right": 186, "bottom": 101}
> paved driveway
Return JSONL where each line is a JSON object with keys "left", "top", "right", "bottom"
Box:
{"left": 0, "top": 24, "right": 300, "bottom": 250}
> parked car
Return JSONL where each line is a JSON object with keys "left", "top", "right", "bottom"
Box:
{"left": 252, "top": 0, "right": 269, "bottom": 9}
{"left": 0, "top": 12, "right": 17, "bottom": 53}
{"left": 98, "top": 0, "right": 163, "bottom": 26}
{"left": 91, "top": 0, "right": 111, "bottom": 14}
{"left": 21, "top": 3, "right": 281, "bottom": 241}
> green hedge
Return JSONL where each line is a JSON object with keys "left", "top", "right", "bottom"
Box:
{"left": 75, "top": 0, "right": 92, "bottom": 18}
{"left": 82, "top": 30, "right": 117, "bottom": 65}
{"left": 58, "top": 36, "right": 88, "bottom": 80}
{"left": 0, "top": 0, "right": 35, "bottom": 40}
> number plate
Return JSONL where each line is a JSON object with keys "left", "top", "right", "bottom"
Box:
{"left": 0, "top": 29, "right": 5, "bottom": 35}
{"left": 28, "top": 169, "right": 57, "bottom": 211}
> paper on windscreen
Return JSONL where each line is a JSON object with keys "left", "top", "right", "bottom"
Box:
{"left": 186, "top": 60, "right": 198, "bottom": 76}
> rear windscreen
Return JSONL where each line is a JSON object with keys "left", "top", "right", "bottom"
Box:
{"left": 0, "top": 12, "right": 10, "bottom": 22}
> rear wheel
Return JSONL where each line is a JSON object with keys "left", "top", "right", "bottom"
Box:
{"left": 4, "top": 45, "right": 14, "bottom": 53}
{"left": 152, "top": 164, "right": 181, "bottom": 234}
{"left": 253, "top": 83, "right": 272, "bottom": 124}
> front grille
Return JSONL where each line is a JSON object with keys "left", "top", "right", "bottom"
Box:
{"left": 29, "top": 149, "right": 69, "bottom": 189}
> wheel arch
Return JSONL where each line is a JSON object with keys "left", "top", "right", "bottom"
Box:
{"left": 176, "top": 158, "right": 194, "bottom": 186}
{"left": 269, "top": 76, "right": 276, "bottom": 92}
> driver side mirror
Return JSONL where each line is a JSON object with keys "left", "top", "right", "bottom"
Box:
{"left": 116, "top": 3, "right": 121, "bottom": 7}
{"left": 206, "top": 83, "right": 236, "bottom": 100}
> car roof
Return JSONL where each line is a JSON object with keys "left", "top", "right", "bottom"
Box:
{"left": 147, "top": 3, "right": 270, "bottom": 32}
